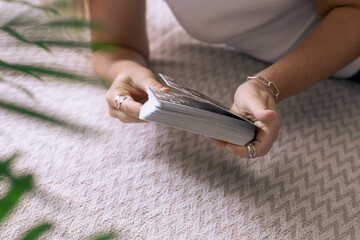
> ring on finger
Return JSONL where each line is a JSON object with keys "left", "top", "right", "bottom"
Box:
{"left": 115, "top": 95, "right": 128, "bottom": 111}
{"left": 245, "top": 143, "right": 257, "bottom": 159}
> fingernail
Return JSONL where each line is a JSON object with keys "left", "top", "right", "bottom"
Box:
{"left": 160, "top": 87, "right": 170, "bottom": 92}
{"left": 226, "top": 145, "right": 237, "bottom": 154}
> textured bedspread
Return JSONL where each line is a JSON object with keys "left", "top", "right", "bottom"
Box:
{"left": 1, "top": 1, "right": 360, "bottom": 239}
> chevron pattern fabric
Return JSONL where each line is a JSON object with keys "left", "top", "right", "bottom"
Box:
{"left": 1, "top": 0, "right": 360, "bottom": 239}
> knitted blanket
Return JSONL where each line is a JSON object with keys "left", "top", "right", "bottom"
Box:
{"left": 1, "top": 1, "right": 360, "bottom": 239}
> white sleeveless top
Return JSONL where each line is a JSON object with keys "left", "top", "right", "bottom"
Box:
{"left": 165, "top": 0, "right": 360, "bottom": 78}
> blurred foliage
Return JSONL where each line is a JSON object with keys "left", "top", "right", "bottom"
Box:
{"left": 3, "top": 0, "right": 60, "bottom": 15}
{"left": 91, "top": 233, "right": 117, "bottom": 240}
{"left": 0, "top": 0, "right": 116, "bottom": 239}
{"left": 0, "top": 154, "right": 116, "bottom": 239}
{"left": 21, "top": 223, "right": 53, "bottom": 240}
{"left": 0, "top": 153, "right": 32, "bottom": 224}
{"left": 0, "top": 100, "right": 92, "bottom": 132}
{"left": 0, "top": 153, "right": 51, "bottom": 240}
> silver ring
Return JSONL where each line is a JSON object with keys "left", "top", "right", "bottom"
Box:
{"left": 115, "top": 95, "right": 127, "bottom": 111}
{"left": 245, "top": 143, "right": 256, "bottom": 159}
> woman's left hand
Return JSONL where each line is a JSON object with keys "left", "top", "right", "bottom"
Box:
{"left": 204, "top": 79, "right": 281, "bottom": 158}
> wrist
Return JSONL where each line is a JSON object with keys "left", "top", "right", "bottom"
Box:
{"left": 93, "top": 45, "right": 148, "bottom": 66}
{"left": 110, "top": 59, "right": 144, "bottom": 75}
{"left": 92, "top": 46, "right": 149, "bottom": 84}
{"left": 244, "top": 80, "right": 273, "bottom": 100}
{"left": 247, "top": 76, "right": 280, "bottom": 102}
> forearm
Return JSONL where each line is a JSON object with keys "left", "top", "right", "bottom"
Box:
{"left": 257, "top": 6, "right": 360, "bottom": 102}
{"left": 89, "top": 0, "right": 149, "bottom": 87}
{"left": 92, "top": 47, "right": 148, "bottom": 87}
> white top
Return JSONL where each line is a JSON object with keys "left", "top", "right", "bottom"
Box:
{"left": 165, "top": 0, "right": 360, "bottom": 78}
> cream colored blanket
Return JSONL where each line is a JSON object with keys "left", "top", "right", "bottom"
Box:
{"left": 1, "top": 1, "right": 360, "bottom": 239}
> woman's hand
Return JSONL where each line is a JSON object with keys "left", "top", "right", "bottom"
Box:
{"left": 205, "top": 80, "right": 281, "bottom": 158}
{"left": 105, "top": 61, "right": 169, "bottom": 123}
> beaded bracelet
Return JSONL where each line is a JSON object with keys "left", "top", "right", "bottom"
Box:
{"left": 247, "top": 76, "right": 280, "bottom": 102}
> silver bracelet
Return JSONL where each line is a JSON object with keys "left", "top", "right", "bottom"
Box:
{"left": 247, "top": 76, "right": 280, "bottom": 101}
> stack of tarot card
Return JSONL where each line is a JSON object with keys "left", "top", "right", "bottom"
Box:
{"left": 139, "top": 74, "right": 256, "bottom": 146}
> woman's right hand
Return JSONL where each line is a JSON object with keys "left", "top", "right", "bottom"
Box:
{"left": 105, "top": 61, "right": 169, "bottom": 123}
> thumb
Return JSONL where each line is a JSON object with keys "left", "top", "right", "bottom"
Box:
{"left": 247, "top": 100, "right": 277, "bottom": 123}
{"left": 137, "top": 76, "right": 170, "bottom": 93}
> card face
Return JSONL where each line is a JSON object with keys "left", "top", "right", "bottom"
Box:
{"left": 149, "top": 87, "right": 199, "bottom": 106}
{"left": 159, "top": 74, "right": 228, "bottom": 109}
{"left": 149, "top": 87, "right": 243, "bottom": 119}
{"left": 154, "top": 73, "right": 255, "bottom": 123}
{"left": 149, "top": 87, "right": 222, "bottom": 112}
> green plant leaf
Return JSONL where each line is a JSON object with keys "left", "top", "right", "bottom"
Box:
{"left": 0, "top": 26, "right": 30, "bottom": 43}
{"left": 36, "top": 0, "right": 77, "bottom": 11}
{"left": 18, "top": 65, "right": 82, "bottom": 80}
{"left": 47, "top": 19, "right": 87, "bottom": 28}
{"left": 46, "top": 19, "right": 102, "bottom": 30}
{"left": 2, "top": 0, "right": 59, "bottom": 15}
{"left": 0, "top": 60, "right": 43, "bottom": 81}
{"left": 36, "top": 40, "right": 91, "bottom": 48}
{"left": 0, "top": 100, "right": 93, "bottom": 133}
{"left": 10, "top": 84, "right": 35, "bottom": 99}
{"left": 0, "top": 154, "right": 33, "bottom": 224}
{"left": 0, "top": 26, "right": 51, "bottom": 52}
{"left": 91, "top": 232, "right": 116, "bottom": 240}
{"left": 21, "top": 223, "right": 52, "bottom": 240}
{"left": 0, "top": 60, "right": 100, "bottom": 85}
{"left": 0, "top": 78, "right": 35, "bottom": 100}
{"left": 91, "top": 42, "right": 119, "bottom": 53}
{"left": 0, "top": 1, "right": 115, "bottom": 238}
{"left": 0, "top": 176, "right": 33, "bottom": 224}
{"left": 0, "top": 153, "right": 19, "bottom": 176}
{"left": 27, "top": 41, "right": 118, "bottom": 52}
{"left": 0, "top": 60, "right": 90, "bottom": 81}
{"left": 33, "top": 41, "right": 52, "bottom": 52}
{"left": 0, "top": 101, "right": 66, "bottom": 126}
{"left": 0, "top": 101, "right": 64, "bottom": 127}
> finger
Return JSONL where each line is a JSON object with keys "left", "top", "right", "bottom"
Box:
{"left": 112, "top": 74, "right": 146, "bottom": 99}
{"left": 225, "top": 144, "right": 249, "bottom": 158}
{"left": 108, "top": 107, "right": 145, "bottom": 123}
{"left": 246, "top": 99, "right": 277, "bottom": 123}
{"left": 205, "top": 137, "right": 227, "bottom": 149}
{"left": 135, "top": 75, "right": 170, "bottom": 93}
{"left": 255, "top": 118, "right": 281, "bottom": 154}
{"left": 107, "top": 90, "right": 142, "bottom": 118}
{"left": 227, "top": 145, "right": 249, "bottom": 157}
{"left": 116, "top": 95, "right": 142, "bottom": 118}
{"left": 204, "top": 137, "right": 249, "bottom": 157}
{"left": 227, "top": 119, "right": 281, "bottom": 157}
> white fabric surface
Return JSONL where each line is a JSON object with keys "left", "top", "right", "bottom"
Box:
{"left": 1, "top": 1, "right": 360, "bottom": 239}
{"left": 165, "top": 0, "right": 360, "bottom": 78}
